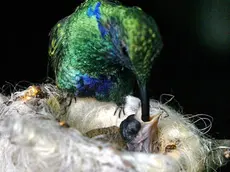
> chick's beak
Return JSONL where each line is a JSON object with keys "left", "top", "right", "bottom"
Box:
{"left": 141, "top": 112, "right": 161, "bottom": 152}
{"left": 145, "top": 113, "right": 162, "bottom": 135}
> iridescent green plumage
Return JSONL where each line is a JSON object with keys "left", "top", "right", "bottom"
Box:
{"left": 49, "top": 0, "right": 163, "bottom": 121}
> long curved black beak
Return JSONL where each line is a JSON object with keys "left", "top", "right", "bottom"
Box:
{"left": 138, "top": 83, "right": 150, "bottom": 122}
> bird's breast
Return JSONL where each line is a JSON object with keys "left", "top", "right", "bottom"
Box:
{"left": 74, "top": 72, "right": 116, "bottom": 99}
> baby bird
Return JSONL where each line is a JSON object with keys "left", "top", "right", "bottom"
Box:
{"left": 84, "top": 112, "right": 161, "bottom": 152}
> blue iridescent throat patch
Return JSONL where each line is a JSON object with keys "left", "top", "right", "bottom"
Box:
{"left": 87, "top": 2, "right": 108, "bottom": 38}
{"left": 74, "top": 72, "right": 114, "bottom": 97}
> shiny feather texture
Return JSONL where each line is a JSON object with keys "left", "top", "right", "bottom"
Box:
{"left": 49, "top": 0, "right": 163, "bottom": 104}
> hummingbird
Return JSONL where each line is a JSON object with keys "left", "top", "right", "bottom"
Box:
{"left": 48, "top": 0, "right": 163, "bottom": 121}
{"left": 84, "top": 113, "right": 162, "bottom": 152}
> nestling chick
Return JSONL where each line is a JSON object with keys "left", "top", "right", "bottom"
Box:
{"left": 84, "top": 112, "right": 161, "bottom": 152}
{"left": 122, "top": 112, "right": 161, "bottom": 153}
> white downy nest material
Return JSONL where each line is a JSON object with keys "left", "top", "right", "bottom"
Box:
{"left": 0, "top": 84, "right": 229, "bottom": 172}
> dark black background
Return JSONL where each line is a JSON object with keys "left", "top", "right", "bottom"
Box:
{"left": 5, "top": 0, "right": 230, "bottom": 170}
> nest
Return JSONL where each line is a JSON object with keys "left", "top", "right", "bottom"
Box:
{"left": 0, "top": 84, "right": 229, "bottom": 172}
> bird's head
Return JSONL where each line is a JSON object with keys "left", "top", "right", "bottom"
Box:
{"left": 120, "top": 112, "right": 162, "bottom": 153}
{"left": 104, "top": 7, "right": 163, "bottom": 121}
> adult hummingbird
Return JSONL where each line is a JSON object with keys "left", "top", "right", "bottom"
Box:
{"left": 48, "top": 0, "right": 163, "bottom": 121}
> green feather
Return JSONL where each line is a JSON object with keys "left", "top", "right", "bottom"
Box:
{"left": 48, "top": 0, "right": 163, "bottom": 104}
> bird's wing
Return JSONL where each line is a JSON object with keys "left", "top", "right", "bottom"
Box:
{"left": 48, "top": 16, "right": 70, "bottom": 74}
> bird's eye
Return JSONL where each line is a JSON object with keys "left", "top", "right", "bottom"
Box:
{"left": 121, "top": 42, "right": 128, "bottom": 56}
{"left": 122, "top": 46, "right": 128, "bottom": 56}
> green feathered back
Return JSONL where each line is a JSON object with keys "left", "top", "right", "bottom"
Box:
{"left": 48, "top": 0, "right": 163, "bottom": 103}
